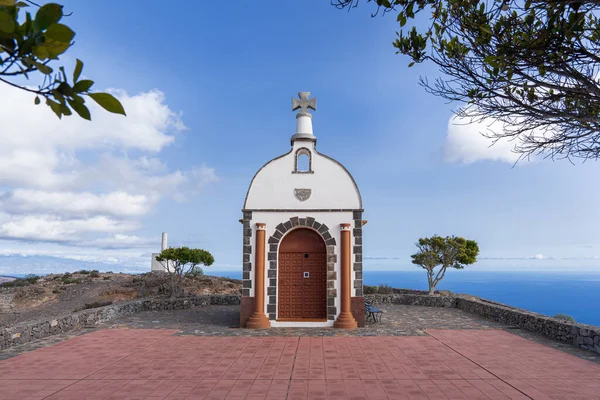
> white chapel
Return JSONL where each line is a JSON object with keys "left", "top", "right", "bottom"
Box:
{"left": 240, "top": 92, "right": 366, "bottom": 329}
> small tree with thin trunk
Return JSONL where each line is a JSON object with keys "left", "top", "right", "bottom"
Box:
{"left": 155, "top": 247, "right": 214, "bottom": 297}
{"left": 411, "top": 235, "right": 479, "bottom": 295}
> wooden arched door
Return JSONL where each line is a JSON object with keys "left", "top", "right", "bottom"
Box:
{"left": 278, "top": 228, "right": 327, "bottom": 320}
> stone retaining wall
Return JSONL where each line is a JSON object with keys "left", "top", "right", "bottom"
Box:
{"left": 0, "top": 293, "right": 15, "bottom": 313}
{"left": 3, "top": 291, "right": 599, "bottom": 355}
{"left": 366, "top": 293, "right": 600, "bottom": 354}
{"left": 0, "top": 295, "right": 240, "bottom": 350}
{"left": 456, "top": 296, "right": 600, "bottom": 353}
{"left": 365, "top": 293, "right": 457, "bottom": 308}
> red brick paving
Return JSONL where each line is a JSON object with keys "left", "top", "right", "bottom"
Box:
{"left": 1, "top": 329, "right": 599, "bottom": 399}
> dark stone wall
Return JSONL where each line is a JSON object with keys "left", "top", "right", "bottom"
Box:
{"left": 366, "top": 293, "right": 457, "bottom": 308}
{"left": 0, "top": 295, "right": 241, "bottom": 351}
{"left": 241, "top": 211, "right": 253, "bottom": 296}
{"left": 366, "top": 293, "right": 600, "bottom": 354}
{"left": 456, "top": 297, "right": 600, "bottom": 353}
{"left": 352, "top": 210, "right": 363, "bottom": 297}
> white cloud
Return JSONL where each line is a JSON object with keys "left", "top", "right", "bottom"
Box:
{"left": 0, "top": 214, "right": 139, "bottom": 242}
{"left": 0, "top": 83, "right": 217, "bottom": 252}
{"left": 531, "top": 253, "right": 553, "bottom": 260}
{"left": 0, "top": 87, "right": 182, "bottom": 155}
{"left": 480, "top": 253, "right": 555, "bottom": 260}
{"left": 0, "top": 190, "right": 154, "bottom": 217}
{"left": 78, "top": 234, "right": 156, "bottom": 249}
{"left": 444, "top": 115, "right": 522, "bottom": 164}
{"left": 0, "top": 84, "right": 190, "bottom": 191}
{"left": 79, "top": 155, "right": 219, "bottom": 200}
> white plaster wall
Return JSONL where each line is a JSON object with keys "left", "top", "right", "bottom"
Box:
{"left": 246, "top": 211, "right": 356, "bottom": 320}
{"left": 150, "top": 253, "right": 165, "bottom": 272}
{"left": 244, "top": 141, "right": 361, "bottom": 210}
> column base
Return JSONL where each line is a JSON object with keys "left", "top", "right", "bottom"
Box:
{"left": 333, "top": 312, "right": 357, "bottom": 329}
{"left": 246, "top": 312, "right": 271, "bottom": 329}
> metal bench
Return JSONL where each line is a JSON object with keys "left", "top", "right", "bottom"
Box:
{"left": 364, "top": 300, "right": 383, "bottom": 324}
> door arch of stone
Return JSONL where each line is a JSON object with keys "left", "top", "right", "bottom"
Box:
{"left": 278, "top": 228, "right": 327, "bottom": 320}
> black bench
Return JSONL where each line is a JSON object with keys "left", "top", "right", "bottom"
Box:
{"left": 364, "top": 300, "right": 383, "bottom": 324}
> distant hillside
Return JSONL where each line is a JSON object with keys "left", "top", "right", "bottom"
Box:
{"left": 0, "top": 271, "right": 242, "bottom": 326}
{"left": 0, "top": 276, "right": 15, "bottom": 284}
{"left": 0, "top": 255, "right": 148, "bottom": 276}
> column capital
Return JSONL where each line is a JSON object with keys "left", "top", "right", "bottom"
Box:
{"left": 340, "top": 223, "right": 351, "bottom": 231}
{"left": 256, "top": 223, "right": 266, "bottom": 230}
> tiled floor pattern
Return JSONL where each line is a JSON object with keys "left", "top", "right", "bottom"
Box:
{"left": 1, "top": 328, "right": 599, "bottom": 399}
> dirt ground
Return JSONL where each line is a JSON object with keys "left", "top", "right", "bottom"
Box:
{"left": 0, "top": 271, "right": 241, "bottom": 327}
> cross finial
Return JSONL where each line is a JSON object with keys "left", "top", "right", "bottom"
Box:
{"left": 292, "top": 92, "right": 316, "bottom": 115}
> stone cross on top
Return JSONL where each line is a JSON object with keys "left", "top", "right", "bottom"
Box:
{"left": 292, "top": 92, "right": 316, "bottom": 116}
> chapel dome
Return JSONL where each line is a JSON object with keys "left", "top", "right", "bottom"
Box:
{"left": 243, "top": 92, "right": 362, "bottom": 211}
{"left": 243, "top": 143, "right": 362, "bottom": 210}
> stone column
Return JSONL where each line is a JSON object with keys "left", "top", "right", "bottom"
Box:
{"left": 334, "top": 223, "right": 357, "bottom": 329}
{"left": 246, "top": 223, "right": 270, "bottom": 329}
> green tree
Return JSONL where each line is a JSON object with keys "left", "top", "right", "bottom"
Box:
{"left": 0, "top": 0, "right": 125, "bottom": 119}
{"left": 155, "top": 247, "right": 215, "bottom": 297}
{"left": 333, "top": 0, "right": 600, "bottom": 161}
{"left": 410, "top": 235, "right": 479, "bottom": 295}
{"left": 553, "top": 313, "right": 575, "bottom": 322}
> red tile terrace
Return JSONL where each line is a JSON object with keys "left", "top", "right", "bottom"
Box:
{"left": 1, "top": 326, "right": 600, "bottom": 399}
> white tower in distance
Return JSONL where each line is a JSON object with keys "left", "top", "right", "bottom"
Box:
{"left": 151, "top": 232, "right": 168, "bottom": 271}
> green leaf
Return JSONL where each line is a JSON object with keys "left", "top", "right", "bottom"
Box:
{"left": 73, "top": 58, "right": 83, "bottom": 82}
{"left": 73, "top": 79, "right": 93, "bottom": 92}
{"left": 88, "top": 92, "right": 126, "bottom": 115}
{"left": 44, "top": 23, "right": 74, "bottom": 43}
{"left": 480, "top": 24, "right": 492, "bottom": 35}
{"left": 46, "top": 98, "right": 62, "bottom": 118}
{"left": 0, "top": 0, "right": 15, "bottom": 6}
{"left": 71, "top": 93, "right": 84, "bottom": 103}
{"left": 42, "top": 39, "right": 70, "bottom": 58}
{"left": 34, "top": 3, "right": 62, "bottom": 32}
{"left": 57, "top": 82, "right": 73, "bottom": 97}
{"left": 397, "top": 13, "right": 406, "bottom": 27}
{"left": 538, "top": 65, "right": 546, "bottom": 77}
{"left": 60, "top": 103, "right": 72, "bottom": 116}
{"left": 19, "top": 36, "right": 34, "bottom": 54}
{"left": 18, "top": 11, "right": 32, "bottom": 35}
{"left": 28, "top": 59, "right": 52, "bottom": 74}
{"left": 32, "top": 45, "right": 49, "bottom": 60}
{"left": 67, "top": 98, "right": 91, "bottom": 120}
{"left": 0, "top": 11, "right": 15, "bottom": 33}
{"left": 0, "top": 33, "right": 15, "bottom": 52}
{"left": 483, "top": 55, "right": 498, "bottom": 67}
{"left": 34, "top": 96, "right": 40, "bottom": 105}
{"left": 52, "top": 89, "right": 65, "bottom": 105}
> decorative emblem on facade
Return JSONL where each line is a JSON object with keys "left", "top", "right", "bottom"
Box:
{"left": 294, "top": 188, "right": 312, "bottom": 202}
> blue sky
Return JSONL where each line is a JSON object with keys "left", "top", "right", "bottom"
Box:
{"left": 0, "top": 0, "right": 599, "bottom": 275}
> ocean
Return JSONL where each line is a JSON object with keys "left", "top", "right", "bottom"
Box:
{"left": 206, "top": 270, "right": 600, "bottom": 327}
